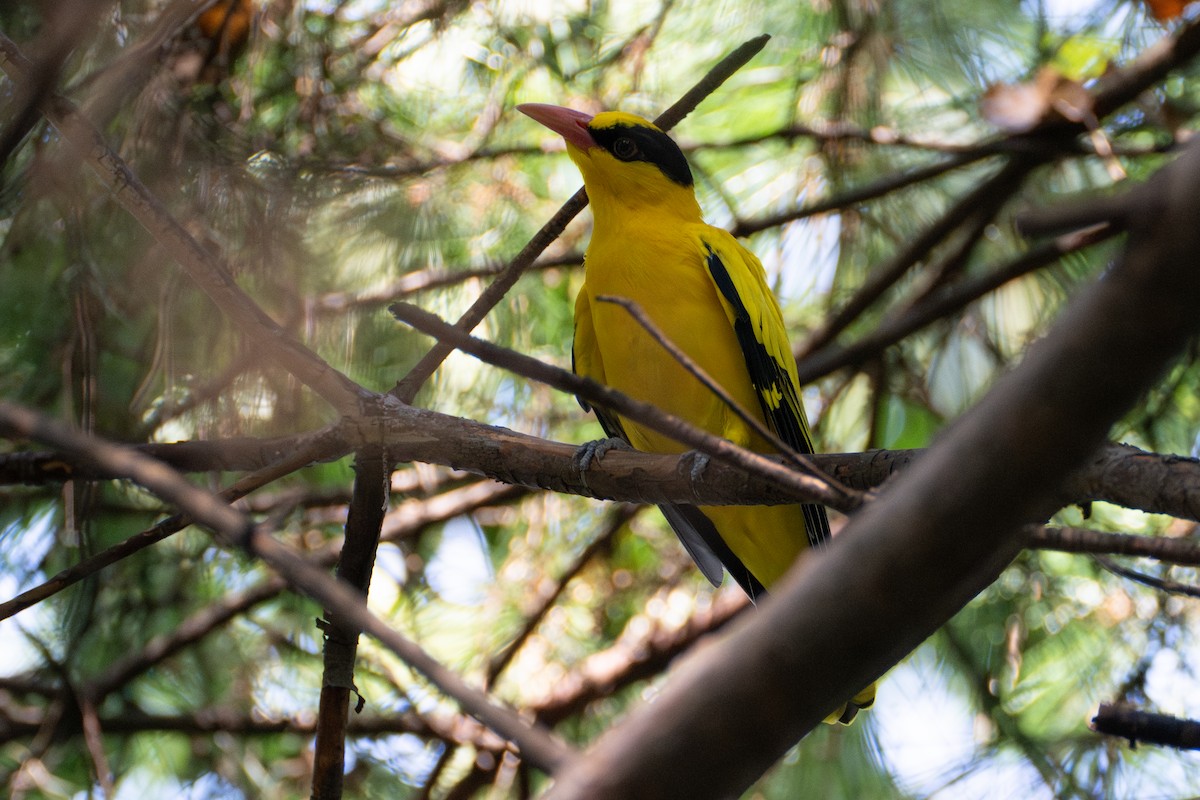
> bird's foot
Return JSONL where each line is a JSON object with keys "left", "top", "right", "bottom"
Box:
{"left": 573, "top": 437, "right": 633, "bottom": 479}
{"left": 677, "top": 450, "right": 711, "bottom": 496}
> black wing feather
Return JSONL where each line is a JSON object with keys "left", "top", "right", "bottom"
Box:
{"left": 704, "top": 244, "right": 832, "bottom": 549}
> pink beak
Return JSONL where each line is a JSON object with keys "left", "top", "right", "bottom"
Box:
{"left": 517, "top": 103, "right": 596, "bottom": 151}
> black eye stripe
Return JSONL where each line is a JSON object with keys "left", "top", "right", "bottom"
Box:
{"left": 588, "top": 123, "right": 693, "bottom": 187}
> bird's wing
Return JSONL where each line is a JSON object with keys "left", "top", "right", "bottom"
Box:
{"left": 699, "top": 229, "right": 831, "bottom": 548}
{"left": 572, "top": 286, "right": 624, "bottom": 438}
{"left": 574, "top": 285, "right": 729, "bottom": 587}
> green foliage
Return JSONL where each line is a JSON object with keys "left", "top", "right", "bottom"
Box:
{"left": 3, "top": 0, "right": 1200, "bottom": 797}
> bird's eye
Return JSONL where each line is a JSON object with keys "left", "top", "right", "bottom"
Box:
{"left": 611, "top": 137, "right": 639, "bottom": 160}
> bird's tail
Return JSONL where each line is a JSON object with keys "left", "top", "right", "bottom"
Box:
{"left": 824, "top": 682, "right": 877, "bottom": 725}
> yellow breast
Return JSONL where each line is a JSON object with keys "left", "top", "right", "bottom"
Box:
{"left": 581, "top": 221, "right": 769, "bottom": 454}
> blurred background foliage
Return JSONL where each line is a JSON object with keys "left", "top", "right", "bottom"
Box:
{"left": 2, "top": 0, "right": 1200, "bottom": 797}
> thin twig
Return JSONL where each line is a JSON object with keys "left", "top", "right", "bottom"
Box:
{"left": 0, "top": 437, "right": 333, "bottom": 622}
{"left": 0, "top": 32, "right": 371, "bottom": 417}
{"left": 23, "top": 478, "right": 520, "bottom": 711}
{"left": 733, "top": 149, "right": 992, "bottom": 239}
{"left": 0, "top": 0, "right": 105, "bottom": 174}
{"left": 485, "top": 505, "right": 640, "bottom": 686}
{"left": 595, "top": 294, "right": 831, "bottom": 483}
{"left": 312, "top": 254, "right": 582, "bottom": 314}
{"left": 529, "top": 590, "right": 748, "bottom": 726}
{"left": 1094, "top": 555, "right": 1200, "bottom": 598}
{"left": 796, "top": 157, "right": 1038, "bottom": 359}
{"left": 795, "top": 223, "right": 1114, "bottom": 384}
{"left": 791, "top": 13, "right": 1200, "bottom": 364}
{"left": 389, "top": 302, "right": 861, "bottom": 513}
{"left": 79, "top": 694, "right": 115, "bottom": 799}
{"left": 392, "top": 33, "right": 772, "bottom": 403}
{"left": 1028, "top": 525, "right": 1200, "bottom": 566}
{"left": 0, "top": 400, "right": 576, "bottom": 774}
{"left": 84, "top": 578, "right": 287, "bottom": 702}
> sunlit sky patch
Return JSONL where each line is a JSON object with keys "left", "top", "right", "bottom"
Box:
{"left": 425, "top": 515, "right": 494, "bottom": 605}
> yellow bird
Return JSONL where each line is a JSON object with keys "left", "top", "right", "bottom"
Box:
{"left": 519, "top": 104, "right": 874, "bottom": 723}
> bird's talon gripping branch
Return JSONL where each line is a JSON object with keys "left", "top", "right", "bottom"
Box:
{"left": 678, "top": 450, "right": 711, "bottom": 489}
{"left": 573, "top": 436, "right": 633, "bottom": 474}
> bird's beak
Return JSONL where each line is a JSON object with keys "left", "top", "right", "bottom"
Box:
{"left": 517, "top": 103, "right": 596, "bottom": 151}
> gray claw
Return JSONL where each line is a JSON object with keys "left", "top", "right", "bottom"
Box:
{"left": 678, "top": 451, "right": 711, "bottom": 487}
{"left": 574, "top": 437, "right": 632, "bottom": 474}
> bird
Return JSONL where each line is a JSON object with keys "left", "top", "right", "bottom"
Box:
{"left": 518, "top": 103, "right": 874, "bottom": 723}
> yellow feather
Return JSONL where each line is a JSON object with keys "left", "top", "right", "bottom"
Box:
{"left": 525, "top": 105, "right": 876, "bottom": 721}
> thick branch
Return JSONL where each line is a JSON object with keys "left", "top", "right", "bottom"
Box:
{"left": 543, "top": 138, "right": 1200, "bottom": 799}
{"left": 11, "top": 417, "right": 1200, "bottom": 525}
{"left": 313, "top": 446, "right": 390, "bottom": 799}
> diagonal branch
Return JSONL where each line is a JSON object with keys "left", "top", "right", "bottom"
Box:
{"left": 486, "top": 504, "right": 641, "bottom": 686}
{"left": 392, "top": 33, "right": 772, "bottom": 403}
{"left": 1094, "top": 556, "right": 1200, "bottom": 598}
{"left": 0, "top": 32, "right": 371, "bottom": 417}
{"left": 0, "top": 435, "right": 335, "bottom": 622}
{"left": 793, "top": 13, "right": 1200, "bottom": 366}
{"left": 84, "top": 578, "right": 287, "bottom": 703}
{"left": 0, "top": 400, "right": 576, "bottom": 774}
{"left": 796, "top": 156, "right": 1039, "bottom": 359}
{"left": 795, "top": 223, "right": 1116, "bottom": 384}
{"left": 542, "top": 136, "right": 1200, "bottom": 799}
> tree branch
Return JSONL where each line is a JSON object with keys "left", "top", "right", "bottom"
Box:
{"left": 1094, "top": 556, "right": 1200, "bottom": 598}
{"left": 792, "top": 11, "right": 1200, "bottom": 367}
{"left": 84, "top": 578, "right": 287, "bottom": 703}
{"left": 795, "top": 223, "right": 1115, "bottom": 384}
{"left": 0, "top": 32, "right": 371, "bottom": 417}
{"left": 0, "top": 435, "right": 335, "bottom": 622}
{"left": 1092, "top": 703, "right": 1200, "bottom": 750}
{"left": 542, "top": 135, "right": 1200, "bottom": 799}
{"left": 389, "top": 303, "right": 859, "bottom": 512}
{"left": 392, "top": 33, "right": 772, "bottom": 402}
{"left": 11, "top": 424, "right": 1200, "bottom": 530}
{"left": 313, "top": 446, "right": 390, "bottom": 798}
{"left": 486, "top": 504, "right": 641, "bottom": 686}
{"left": 1027, "top": 525, "right": 1200, "bottom": 566}
{"left": 0, "top": 400, "right": 576, "bottom": 774}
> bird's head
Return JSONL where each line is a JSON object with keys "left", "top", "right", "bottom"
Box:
{"left": 518, "top": 103, "right": 701, "bottom": 222}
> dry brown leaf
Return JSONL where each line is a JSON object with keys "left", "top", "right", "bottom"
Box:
{"left": 980, "top": 67, "right": 1095, "bottom": 133}
{"left": 1145, "top": 0, "right": 1194, "bottom": 22}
